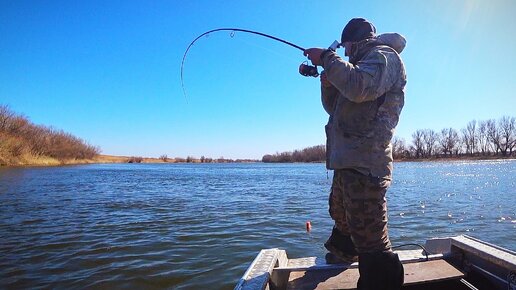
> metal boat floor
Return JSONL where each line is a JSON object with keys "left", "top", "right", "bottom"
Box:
{"left": 286, "top": 259, "right": 464, "bottom": 290}
{"left": 235, "top": 236, "right": 515, "bottom": 290}
{"left": 285, "top": 249, "right": 438, "bottom": 269}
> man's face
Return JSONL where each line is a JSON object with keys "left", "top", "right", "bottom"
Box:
{"left": 343, "top": 42, "right": 353, "bottom": 57}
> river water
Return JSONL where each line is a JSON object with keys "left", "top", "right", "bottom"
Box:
{"left": 0, "top": 160, "right": 515, "bottom": 289}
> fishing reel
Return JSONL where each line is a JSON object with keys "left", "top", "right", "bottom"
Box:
{"left": 299, "top": 61, "right": 319, "bottom": 77}
{"left": 299, "top": 41, "right": 339, "bottom": 78}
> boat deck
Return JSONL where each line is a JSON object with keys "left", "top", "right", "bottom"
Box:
{"left": 235, "top": 235, "right": 516, "bottom": 290}
{"left": 286, "top": 259, "right": 463, "bottom": 290}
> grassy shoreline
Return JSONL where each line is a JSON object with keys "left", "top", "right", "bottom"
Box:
{"left": 0, "top": 155, "right": 164, "bottom": 167}
{"left": 0, "top": 154, "right": 260, "bottom": 167}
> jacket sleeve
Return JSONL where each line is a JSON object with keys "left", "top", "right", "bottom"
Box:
{"left": 321, "top": 50, "right": 394, "bottom": 103}
{"left": 321, "top": 75, "right": 338, "bottom": 115}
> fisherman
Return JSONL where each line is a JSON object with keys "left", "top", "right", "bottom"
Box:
{"left": 304, "top": 18, "right": 407, "bottom": 290}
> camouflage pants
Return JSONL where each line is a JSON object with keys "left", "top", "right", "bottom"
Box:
{"left": 329, "top": 169, "right": 392, "bottom": 253}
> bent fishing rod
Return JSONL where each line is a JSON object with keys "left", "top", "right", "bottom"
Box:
{"left": 181, "top": 28, "right": 326, "bottom": 100}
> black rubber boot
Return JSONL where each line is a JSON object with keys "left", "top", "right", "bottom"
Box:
{"left": 324, "top": 227, "right": 358, "bottom": 264}
{"left": 357, "top": 251, "right": 404, "bottom": 290}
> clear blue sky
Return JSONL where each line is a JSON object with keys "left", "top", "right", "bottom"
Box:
{"left": 1, "top": 0, "right": 515, "bottom": 159}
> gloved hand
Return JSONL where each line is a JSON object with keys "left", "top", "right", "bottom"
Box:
{"left": 303, "top": 47, "right": 325, "bottom": 66}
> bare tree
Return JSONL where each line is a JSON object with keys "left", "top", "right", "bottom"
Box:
{"left": 461, "top": 120, "right": 477, "bottom": 156}
{"left": 25, "top": 125, "right": 48, "bottom": 156}
{"left": 186, "top": 156, "right": 196, "bottom": 163}
{"left": 477, "top": 120, "right": 490, "bottom": 156}
{"left": 6, "top": 115, "right": 29, "bottom": 135}
{"left": 486, "top": 119, "right": 501, "bottom": 155}
{"left": 439, "top": 128, "right": 460, "bottom": 157}
{"left": 467, "top": 120, "right": 477, "bottom": 154}
{"left": 0, "top": 105, "right": 15, "bottom": 131}
{"left": 422, "top": 129, "right": 439, "bottom": 158}
{"left": 498, "top": 116, "right": 516, "bottom": 156}
{"left": 392, "top": 136, "right": 408, "bottom": 159}
{"left": 411, "top": 130, "right": 425, "bottom": 158}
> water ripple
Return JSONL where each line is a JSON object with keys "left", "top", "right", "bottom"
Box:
{"left": 0, "top": 161, "right": 515, "bottom": 289}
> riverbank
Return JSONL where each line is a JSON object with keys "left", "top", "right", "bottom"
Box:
{"left": 0, "top": 154, "right": 259, "bottom": 167}
{"left": 2, "top": 153, "right": 513, "bottom": 167}
{"left": 0, "top": 154, "right": 164, "bottom": 167}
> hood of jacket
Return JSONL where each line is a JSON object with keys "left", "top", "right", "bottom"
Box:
{"left": 376, "top": 33, "right": 406, "bottom": 53}
{"left": 349, "top": 33, "right": 406, "bottom": 64}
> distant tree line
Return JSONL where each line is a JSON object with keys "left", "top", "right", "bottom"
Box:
{"left": 393, "top": 116, "right": 516, "bottom": 159}
{"left": 169, "top": 155, "right": 257, "bottom": 163}
{"left": 262, "top": 116, "right": 515, "bottom": 163}
{"left": 262, "top": 145, "right": 325, "bottom": 163}
{"left": 0, "top": 105, "right": 100, "bottom": 165}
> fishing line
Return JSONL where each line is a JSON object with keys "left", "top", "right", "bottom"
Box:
{"left": 232, "top": 35, "right": 301, "bottom": 65}
{"left": 180, "top": 28, "right": 307, "bottom": 102}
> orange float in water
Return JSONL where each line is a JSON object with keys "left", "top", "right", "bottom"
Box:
{"left": 306, "top": 221, "right": 312, "bottom": 232}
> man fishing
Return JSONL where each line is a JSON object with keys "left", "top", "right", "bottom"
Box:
{"left": 304, "top": 18, "right": 407, "bottom": 290}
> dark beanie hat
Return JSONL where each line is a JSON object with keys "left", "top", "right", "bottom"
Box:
{"left": 341, "top": 18, "right": 376, "bottom": 43}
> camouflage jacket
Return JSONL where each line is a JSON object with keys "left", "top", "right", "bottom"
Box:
{"left": 321, "top": 33, "right": 407, "bottom": 180}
